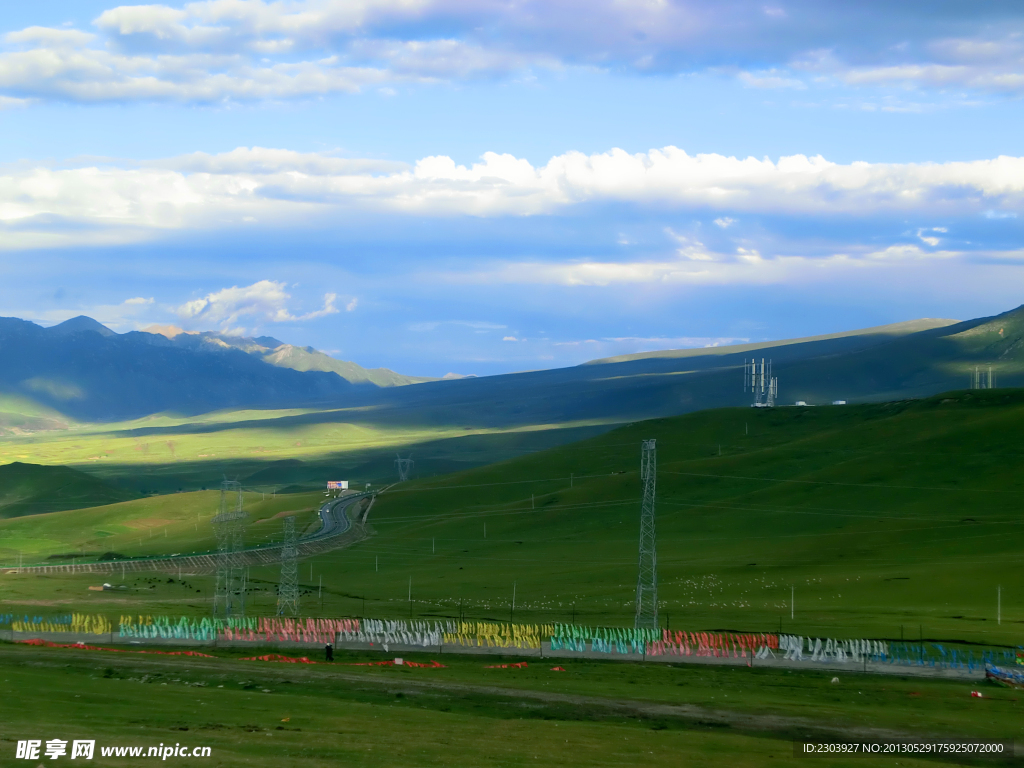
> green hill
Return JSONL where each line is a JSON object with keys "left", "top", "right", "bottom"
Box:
{"left": 309, "top": 387, "right": 1024, "bottom": 645}
{"left": 0, "top": 462, "right": 137, "bottom": 519}
{"left": 272, "top": 303, "right": 1024, "bottom": 432}
{"left": 5, "top": 389, "right": 1024, "bottom": 650}
{"left": 261, "top": 344, "right": 434, "bottom": 387}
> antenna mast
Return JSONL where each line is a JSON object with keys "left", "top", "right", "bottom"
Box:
{"left": 744, "top": 358, "right": 778, "bottom": 407}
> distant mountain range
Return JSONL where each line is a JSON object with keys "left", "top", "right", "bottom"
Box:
{"left": 2, "top": 306, "right": 1024, "bottom": 428}
{"left": 0, "top": 316, "right": 430, "bottom": 422}
{"left": 140, "top": 323, "right": 433, "bottom": 388}
{"left": 293, "top": 306, "right": 1023, "bottom": 432}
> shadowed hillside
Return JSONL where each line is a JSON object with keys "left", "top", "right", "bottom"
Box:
{"left": 0, "top": 462, "right": 137, "bottom": 519}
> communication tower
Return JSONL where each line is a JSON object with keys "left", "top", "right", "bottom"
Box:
{"left": 276, "top": 515, "right": 300, "bottom": 616}
{"left": 744, "top": 358, "right": 778, "bottom": 407}
{"left": 212, "top": 480, "right": 248, "bottom": 618}
{"left": 971, "top": 365, "right": 995, "bottom": 389}
{"left": 634, "top": 439, "right": 659, "bottom": 630}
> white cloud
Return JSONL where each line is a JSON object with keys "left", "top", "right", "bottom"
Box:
{"left": 0, "top": 1, "right": 1019, "bottom": 105}
{"left": 713, "top": 217, "right": 736, "bottom": 228}
{"left": 915, "top": 227, "right": 947, "bottom": 246}
{"left": 176, "top": 279, "right": 339, "bottom": 330}
{"left": 444, "top": 238, "right": 998, "bottom": 288}
{"left": 738, "top": 69, "right": 806, "bottom": 89}
{"left": 0, "top": 42, "right": 395, "bottom": 103}
{"left": 5, "top": 26, "right": 96, "bottom": 47}
{"left": 502, "top": 335, "right": 518, "bottom": 341}
{"left": 346, "top": 297, "right": 359, "bottom": 311}
{"left": 4, "top": 144, "right": 1024, "bottom": 250}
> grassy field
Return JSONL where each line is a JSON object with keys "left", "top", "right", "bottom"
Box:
{"left": 0, "top": 462, "right": 136, "bottom": 519}
{"left": 0, "top": 641, "right": 1016, "bottom": 767}
{"left": 0, "top": 491, "right": 325, "bottom": 564}
{"left": 4, "top": 389, "right": 1024, "bottom": 653}
{"left": 0, "top": 400, "right": 615, "bottom": 493}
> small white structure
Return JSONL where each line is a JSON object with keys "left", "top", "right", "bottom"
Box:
{"left": 832, "top": 400, "right": 847, "bottom": 405}
{"left": 795, "top": 400, "right": 808, "bottom": 406}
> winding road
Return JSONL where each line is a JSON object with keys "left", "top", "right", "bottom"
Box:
{"left": 8, "top": 491, "right": 376, "bottom": 577}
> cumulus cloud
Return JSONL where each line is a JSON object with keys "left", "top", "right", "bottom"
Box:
{"left": 177, "top": 280, "right": 339, "bottom": 331}
{"left": 3, "top": 144, "right": 1024, "bottom": 249}
{"left": 0, "top": 1, "right": 1022, "bottom": 103}
{"left": 443, "top": 237, "right": 1010, "bottom": 288}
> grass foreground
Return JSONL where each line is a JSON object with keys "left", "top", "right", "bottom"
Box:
{"left": 0, "top": 640, "right": 1018, "bottom": 767}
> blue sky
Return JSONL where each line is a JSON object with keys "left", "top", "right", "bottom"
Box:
{"left": 2, "top": 1, "right": 1024, "bottom": 376}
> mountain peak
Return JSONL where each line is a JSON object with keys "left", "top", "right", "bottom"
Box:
{"left": 142, "top": 324, "right": 198, "bottom": 339}
{"left": 46, "top": 316, "right": 116, "bottom": 338}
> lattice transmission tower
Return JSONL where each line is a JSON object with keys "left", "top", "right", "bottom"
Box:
{"left": 212, "top": 480, "right": 248, "bottom": 618}
{"left": 395, "top": 454, "right": 414, "bottom": 482}
{"left": 634, "top": 439, "right": 659, "bottom": 630}
{"left": 276, "top": 515, "right": 300, "bottom": 616}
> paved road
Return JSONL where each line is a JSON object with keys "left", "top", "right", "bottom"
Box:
{"left": 8, "top": 491, "right": 375, "bottom": 577}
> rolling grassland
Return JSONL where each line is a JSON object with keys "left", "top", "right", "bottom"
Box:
{"left": 0, "top": 641, "right": 1016, "bottom": 768}
{"left": 0, "top": 404, "right": 612, "bottom": 493}
{"left": 4, "top": 389, "right": 1024, "bottom": 652}
{"left": 4, "top": 390, "right": 1024, "bottom": 766}
{"left": 285, "top": 389, "right": 1024, "bottom": 648}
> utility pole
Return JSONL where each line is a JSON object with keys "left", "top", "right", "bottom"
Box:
{"left": 511, "top": 581, "right": 516, "bottom": 623}
{"left": 634, "top": 439, "right": 658, "bottom": 630}
{"left": 791, "top": 586, "right": 794, "bottom": 620}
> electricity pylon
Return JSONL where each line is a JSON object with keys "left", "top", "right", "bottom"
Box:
{"left": 395, "top": 454, "right": 414, "bottom": 482}
{"left": 276, "top": 515, "right": 299, "bottom": 616}
{"left": 212, "top": 480, "right": 248, "bottom": 618}
{"left": 634, "top": 439, "right": 658, "bottom": 630}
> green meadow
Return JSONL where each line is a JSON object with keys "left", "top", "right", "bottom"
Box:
{"left": 0, "top": 641, "right": 1016, "bottom": 768}
{"left": 0, "top": 491, "right": 327, "bottom": 565}
{"left": 0, "top": 399, "right": 614, "bottom": 494}
{"left": 3, "top": 388, "right": 1024, "bottom": 653}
